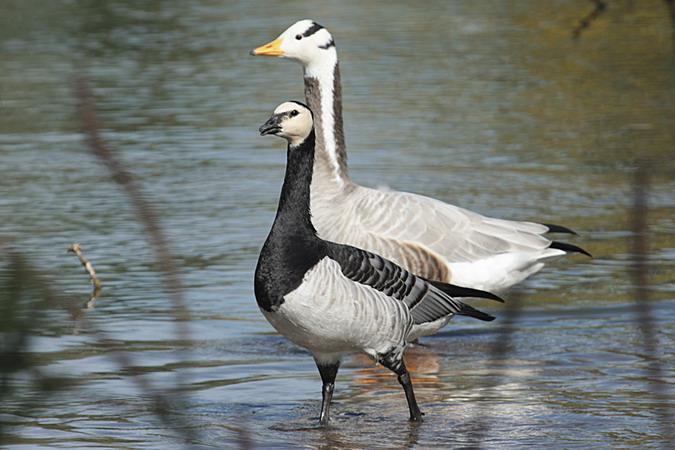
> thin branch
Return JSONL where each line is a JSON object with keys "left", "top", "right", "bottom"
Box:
{"left": 67, "top": 243, "right": 102, "bottom": 309}
{"left": 0, "top": 239, "right": 84, "bottom": 323}
{"left": 73, "top": 76, "right": 190, "bottom": 331}
{"left": 1, "top": 242, "right": 197, "bottom": 441}
{"left": 665, "top": 0, "right": 675, "bottom": 54}
{"left": 573, "top": 0, "right": 608, "bottom": 39}
{"left": 73, "top": 76, "right": 197, "bottom": 441}
{"left": 629, "top": 164, "right": 674, "bottom": 442}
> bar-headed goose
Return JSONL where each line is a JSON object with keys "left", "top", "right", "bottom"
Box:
{"left": 255, "top": 101, "right": 503, "bottom": 424}
{"left": 251, "top": 20, "right": 590, "bottom": 294}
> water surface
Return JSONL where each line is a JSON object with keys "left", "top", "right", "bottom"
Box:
{"left": 1, "top": 1, "right": 673, "bottom": 448}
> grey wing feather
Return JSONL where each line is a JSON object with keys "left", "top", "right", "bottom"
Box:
{"left": 327, "top": 243, "right": 424, "bottom": 303}
{"left": 326, "top": 243, "right": 495, "bottom": 324}
{"left": 351, "top": 186, "right": 553, "bottom": 259}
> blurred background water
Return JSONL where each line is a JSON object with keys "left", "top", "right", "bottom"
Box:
{"left": 1, "top": 0, "right": 673, "bottom": 448}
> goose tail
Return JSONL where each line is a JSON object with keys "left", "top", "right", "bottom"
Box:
{"left": 541, "top": 223, "right": 578, "bottom": 235}
{"left": 425, "top": 279, "right": 505, "bottom": 303}
{"left": 455, "top": 302, "right": 496, "bottom": 322}
{"left": 549, "top": 241, "right": 592, "bottom": 257}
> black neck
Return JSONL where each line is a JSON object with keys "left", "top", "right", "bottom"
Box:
{"left": 269, "top": 129, "right": 318, "bottom": 238}
{"left": 255, "top": 128, "right": 325, "bottom": 312}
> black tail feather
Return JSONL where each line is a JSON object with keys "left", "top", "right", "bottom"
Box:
{"left": 425, "top": 280, "right": 505, "bottom": 303}
{"left": 457, "top": 302, "right": 496, "bottom": 322}
{"left": 550, "top": 241, "right": 592, "bottom": 257}
{"left": 541, "top": 222, "right": 578, "bottom": 235}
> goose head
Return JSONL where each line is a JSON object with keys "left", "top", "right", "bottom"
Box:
{"left": 259, "top": 101, "right": 314, "bottom": 148}
{"left": 251, "top": 20, "right": 336, "bottom": 75}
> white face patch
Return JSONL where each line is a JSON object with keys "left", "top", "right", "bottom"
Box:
{"left": 272, "top": 102, "right": 313, "bottom": 147}
{"left": 276, "top": 20, "right": 335, "bottom": 68}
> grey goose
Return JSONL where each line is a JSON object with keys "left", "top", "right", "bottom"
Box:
{"left": 251, "top": 20, "right": 589, "bottom": 295}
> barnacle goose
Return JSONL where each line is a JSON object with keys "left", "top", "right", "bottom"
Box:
{"left": 255, "top": 101, "right": 503, "bottom": 424}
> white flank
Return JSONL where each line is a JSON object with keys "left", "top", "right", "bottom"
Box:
{"left": 261, "top": 257, "right": 410, "bottom": 360}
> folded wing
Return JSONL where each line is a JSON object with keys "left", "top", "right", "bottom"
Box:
{"left": 326, "top": 243, "right": 498, "bottom": 325}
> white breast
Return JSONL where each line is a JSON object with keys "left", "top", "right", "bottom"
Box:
{"left": 261, "top": 257, "right": 412, "bottom": 360}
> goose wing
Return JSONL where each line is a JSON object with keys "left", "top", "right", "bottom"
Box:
{"left": 325, "top": 243, "right": 498, "bottom": 324}
{"left": 351, "top": 185, "right": 556, "bottom": 262}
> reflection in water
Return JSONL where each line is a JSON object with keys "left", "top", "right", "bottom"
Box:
{"left": 1, "top": 0, "right": 674, "bottom": 448}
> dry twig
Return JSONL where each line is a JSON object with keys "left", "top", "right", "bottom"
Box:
{"left": 67, "top": 243, "right": 102, "bottom": 309}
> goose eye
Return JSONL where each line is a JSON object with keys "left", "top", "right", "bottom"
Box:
{"left": 295, "top": 34, "right": 302, "bottom": 40}
{"left": 290, "top": 110, "right": 299, "bottom": 117}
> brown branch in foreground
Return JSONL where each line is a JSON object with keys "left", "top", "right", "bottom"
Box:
{"left": 1, "top": 242, "right": 196, "bottom": 441}
{"left": 665, "top": 0, "right": 675, "bottom": 54}
{"left": 73, "top": 76, "right": 190, "bottom": 329}
{"left": 67, "top": 243, "right": 102, "bottom": 309}
{"left": 73, "top": 76, "right": 197, "bottom": 441}
{"left": 573, "top": 0, "right": 607, "bottom": 39}
{"left": 1, "top": 238, "right": 84, "bottom": 323}
{"left": 629, "top": 164, "right": 674, "bottom": 443}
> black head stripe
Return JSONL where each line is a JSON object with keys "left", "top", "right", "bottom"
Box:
{"left": 319, "top": 39, "right": 335, "bottom": 50}
{"left": 302, "top": 22, "right": 325, "bottom": 37}
{"left": 290, "top": 100, "right": 310, "bottom": 111}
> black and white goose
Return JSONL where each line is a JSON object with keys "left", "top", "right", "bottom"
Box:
{"left": 252, "top": 20, "right": 590, "bottom": 294}
{"left": 255, "top": 101, "right": 503, "bottom": 424}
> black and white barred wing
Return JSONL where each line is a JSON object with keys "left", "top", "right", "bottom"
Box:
{"left": 326, "top": 243, "right": 497, "bottom": 324}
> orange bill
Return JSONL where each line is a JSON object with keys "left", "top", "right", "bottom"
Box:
{"left": 251, "top": 38, "right": 284, "bottom": 56}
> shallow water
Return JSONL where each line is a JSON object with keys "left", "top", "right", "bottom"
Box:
{"left": 1, "top": 0, "right": 674, "bottom": 448}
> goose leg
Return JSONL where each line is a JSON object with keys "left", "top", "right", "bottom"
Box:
{"left": 380, "top": 353, "right": 424, "bottom": 422}
{"left": 315, "top": 358, "right": 340, "bottom": 425}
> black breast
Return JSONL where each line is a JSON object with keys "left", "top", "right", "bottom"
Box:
{"left": 254, "top": 234, "right": 327, "bottom": 312}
